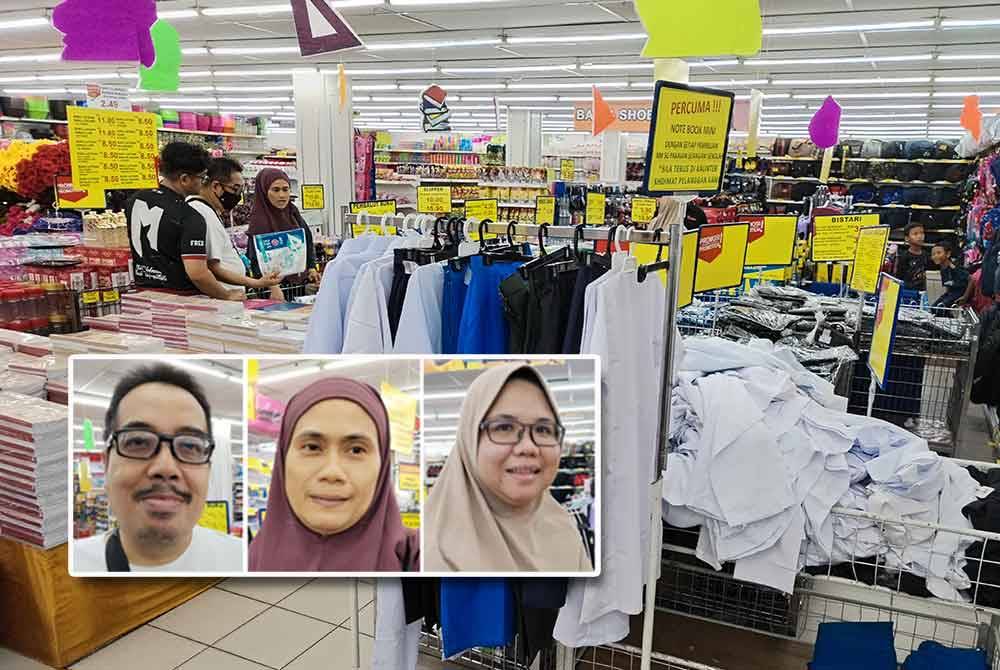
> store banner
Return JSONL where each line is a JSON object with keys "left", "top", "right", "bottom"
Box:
{"left": 694, "top": 222, "right": 750, "bottom": 293}
{"left": 586, "top": 192, "right": 606, "bottom": 225}
{"left": 812, "top": 213, "right": 878, "bottom": 262}
{"left": 643, "top": 82, "right": 735, "bottom": 196}
{"left": 631, "top": 197, "right": 657, "bottom": 224}
{"left": 739, "top": 215, "right": 797, "bottom": 267}
{"left": 869, "top": 273, "right": 902, "bottom": 389}
{"left": 536, "top": 195, "right": 556, "bottom": 225}
{"left": 381, "top": 381, "right": 417, "bottom": 455}
{"left": 300, "top": 184, "right": 325, "bottom": 210}
{"left": 850, "top": 226, "right": 891, "bottom": 294}
{"left": 350, "top": 199, "right": 397, "bottom": 216}
{"left": 465, "top": 198, "right": 498, "bottom": 222}
{"left": 574, "top": 100, "right": 652, "bottom": 133}
{"left": 418, "top": 186, "right": 452, "bottom": 214}
{"left": 68, "top": 107, "right": 159, "bottom": 192}
{"left": 630, "top": 229, "right": 698, "bottom": 308}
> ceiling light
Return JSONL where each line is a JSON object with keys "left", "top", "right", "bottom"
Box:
{"left": 774, "top": 76, "right": 931, "bottom": 86}
{"left": 178, "top": 86, "right": 215, "bottom": 93}
{"left": 182, "top": 47, "right": 209, "bottom": 55}
{"left": 764, "top": 112, "right": 927, "bottom": 119}
{"left": 216, "top": 97, "right": 291, "bottom": 102}
{"left": 158, "top": 9, "right": 200, "bottom": 19}
{"left": 149, "top": 103, "right": 221, "bottom": 110}
{"left": 941, "top": 18, "right": 1000, "bottom": 29}
{"left": 218, "top": 110, "right": 276, "bottom": 115}
{"left": 211, "top": 46, "right": 301, "bottom": 56}
{"left": 398, "top": 83, "right": 506, "bottom": 91}
{"left": 508, "top": 81, "right": 628, "bottom": 90}
{"left": 200, "top": 3, "right": 290, "bottom": 15}
{"left": 442, "top": 64, "right": 577, "bottom": 75}
{"left": 937, "top": 53, "right": 1000, "bottom": 61}
{"left": 180, "top": 70, "right": 213, "bottom": 78}
{"left": 73, "top": 394, "right": 111, "bottom": 409}
{"left": 167, "top": 360, "right": 242, "bottom": 384}
{"left": 390, "top": 0, "right": 514, "bottom": 4}
{"left": 0, "top": 16, "right": 50, "bottom": 30}
{"left": 581, "top": 62, "right": 654, "bottom": 71}
{"left": 340, "top": 67, "right": 438, "bottom": 75}
{"left": 216, "top": 85, "right": 294, "bottom": 92}
{"left": 149, "top": 97, "right": 218, "bottom": 104}
{"left": 693, "top": 78, "right": 769, "bottom": 86}
{"left": 365, "top": 38, "right": 502, "bottom": 51}
{"left": 838, "top": 103, "right": 929, "bottom": 110}
{"left": 506, "top": 105, "right": 572, "bottom": 111}
{"left": 258, "top": 365, "right": 322, "bottom": 384}
{"left": 38, "top": 72, "right": 120, "bottom": 81}
{"left": 0, "top": 76, "right": 40, "bottom": 83}
{"left": 507, "top": 33, "right": 647, "bottom": 44}
{"left": 3, "top": 88, "right": 74, "bottom": 95}
{"left": 355, "top": 84, "right": 400, "bottom": 91}
{"left": 735, "top": 93, "right": 790, "bottom": 100}
{"left": 746, "top": 54, "right": 932, "bottom": 66}
{"left": 213, "top": 69, "right": 297, "bottom": 77}
{"left": 933, "top": 90, "right": 1000, "bottom": 98}
{"left": 0, "top": 52, "right": 61, "bottom": 64}
{"left": 794, "top": 91, "right": 930, "bottom": 99}
{"left": 936, "top": 76, "right": 1000, "bottom": 83}
{"left": 497, "top": 96, "right": 558, "bottom": 102}
{"left": 762, "top": 20, "right": 934, "bottom": 35}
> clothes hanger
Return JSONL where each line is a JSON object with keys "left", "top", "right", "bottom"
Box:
{"left": 518, "top": 222, "right": 574, "bottom": 279}
{"left": 482, "top": 220, "right": 533, "bottom": 265}
{"left": 637, "top": 228, "right": 670, "bottom": 283}
{"left": 610, "top": 224, "right": 637, "bottom": 273}
{"left": 590, "top": 224, "right": 617, "bottom": 269}
{"left": 458, "top": 218, "right": 481, "bottom": 258}
{"left": 379, "top": 212, "right": 393, "bottom": 236}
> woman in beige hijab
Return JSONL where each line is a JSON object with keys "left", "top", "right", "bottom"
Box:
{"left": 424, "top": 362, "right": 592, "bottom": 572}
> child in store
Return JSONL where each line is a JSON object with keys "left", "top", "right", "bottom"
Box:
{"left": 931, "top": 242, "right": 970, "bottom": 308}
{"left": 892, "top": 222, "right": 929, "bottom": 291}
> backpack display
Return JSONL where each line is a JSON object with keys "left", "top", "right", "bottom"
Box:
{"left": 869, "top": 162, "right": 893, "bottom": 183}
{"left": 791, "top": 161, "right": 819, "bottom": 178}
{"left": 905, "top": 141, "right": 936, "bottom": 160}
{"left": 789, "top": 138, "right": 818, "bottom": 158}
{"left": 919, "top": 163, "right": 948, "bottom": 182}
{"left": 878, "top": 185, "right": 905, "bottom": 205}
{"left": 895, "top": 162, "right": 923, "bottom": 182}
{"left": 901, "top": 187, "right": 932, "bottom": 206}
{"left": 771, "top": 182, "right": 794, "bottom": 200}
{"left": 849, "top": 184, "right": 877, "bottom": 203}
{"left": 930, "top": 187, "right": 961, "bottom": 208}
{"left": 882, "top": 209, "right": 910, "bottom": 230}
{"left": 861, "top": 140, "right": 884, "bottom": 158}
{"left": 944, "top": 163, "right": 973, "bottom": 183}
{"left": 791, "top": 182, "right": 819, "bottom": 200}
{"left": 842, "top": 140, "right": 865, "bottom": 158}
{"left": 844, "top": 161, "right": 869, "bottom": 180}
{"left": 933, "top": 140, "right": 959, "bottom": 160}
{"left": 880, "top": 141, "right": 906, "bottom": 159}
{"left": 768, "top": 161, "right": 792, "bottom": 176}
{"left": 771, "top": 137, "right": 792, "bottom": 157}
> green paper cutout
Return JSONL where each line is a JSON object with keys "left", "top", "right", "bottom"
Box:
{"left": 83, "top": 418, "right": 95, "bottom": 451}
{"left": 138, "top": 19, "right": 181, "bottom": 92}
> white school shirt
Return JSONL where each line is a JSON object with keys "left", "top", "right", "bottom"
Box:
{"left": 73, "top": 525, "right": 243, "bottom": 574}
{"left": 186, "top": 197, "right": 246, "bottom": 292}
{"left": 372, "top": 578, "right": 422, "bottom": 670}
{"left": 392, "top": 262, "right": 444, "bottom": 354}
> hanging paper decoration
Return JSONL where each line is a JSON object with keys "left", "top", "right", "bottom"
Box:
{"left": 421, "top": 85, "right": 451, "bottom": 132}
{"left": 82, "top": 419, "right": 95, "bottom": 451}
{"left": 961, "top": 95, "right": 983, "bottom": 141}
{"left": 290, "top": 0, "right": 363, "bottom": 57}
{"left": 592, "top": 86, "right": 616, "bottom": 136}
{"left": 338, "top": 64, "right": 348, "bottom": 111}
{"left": 808, "top": 96, "right": 842, "bottom": 149}
{"left": 635, "top": 0, "right": 761, "bottom": 58}
{"left": 52, "top": 0, "right": 157, "bottom": 66}
{"left": 138, "top": 20, "right": 182, "bottom": 92}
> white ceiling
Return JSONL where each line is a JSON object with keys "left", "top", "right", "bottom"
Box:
{"left": 4, "top": 1, "right": 1000, "bottom": 136}
{"left": 254, "top": 357, "right": 421, "bottom": 403}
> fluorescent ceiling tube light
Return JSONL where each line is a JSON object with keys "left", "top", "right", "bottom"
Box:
{"left": 735, "top": 93, "right": 790, "bottom": 100}
{"left": 74, "top": 394, "right": 111, "bottom": 409}
{"left": 764, "top": 112, "right": 927, "bottom": 119}
{"left": 219, "top": 110, "right": 276, "bottom": 115}
{"left": 747, "top": 54, "right": 932, "bottom": 66}
{"left": 180, "top": 70, "right": 213, "bottom": 78}
{"left": 838, "top": 103, "right": 929, "bottom": 110}
{"left": 38, "top": 72, "right": 120, "bottom": 81}
{"left": 259, "top": 366, "right": 322, "bottom": 384}
{"left": 178, "top": 86, "right": 215, "bottom": 93}
{"left": 3, "top": 88, "right": 74, "bottom": 95}
{"left": 936, "top": 76, "right": 1000, "bottom": 83}
{"left": 941, "top": 18, "right": 1000, "bottom": 29}
{"left": 365, "top": 38, "right": 502, "bottom": 51}
{"left": 167, "top": 360, "right": 242, "bottom": 383}
{"left": 508, "top": 82, "right": 628, "bottom": 90}
{"left": 355, "top": 84, "right": 400, "bottom": 91}
{"left": 201, "top": 3, "right": 290, "bottom": 15}
{"left": 581, "top": 63, "right": 654, "bottom": 71}
{"left": 182, "top": 47, "right": 209, "bottom": 55}
{"left": 398, "top": 83, "right": 506, "bottom": 91}
{"left": 0, "top": 76, "right": 41, "bottom": 83}
{"left": 773, "top": 76, "right": 930, "bottom": 86}
{"left": 694, "top": 79, "right": 769, "bottom": 86}
{"left": 443, "top": 64, "right": 577, "bottom": 74}
{"left": 0, "top": 17, "right": 50, "bottom": 30}
{"left": 762, "top": 20, "right": 934, "bottom": 35}
{"left": 340, "top": 67, "right": 438, "bottom": 75}
{"left": 158, "top": 9, "right": 200, "bottom": 19}
{"left": 794, "top": 92, "right": 930, "bottom": 99}
{"left": 213, "top": 69, "right": 296, "bottom": 77}
{"left": 216, "top": 97, "right": 291, "bottom": 102}
{"left": 933, "top": 91, "right": 1000, "bottom": 98}
{"left": 938, "top": 53, "right": 1000, "bottom": 61}
{"left": 216, "top": 85, "right": 294, "bottom": 92}
{"left": 508, "top": 33, "right": 647, "bottom": 44}
{"left": 0, "top": 52, "right": 61, "bottom": 64}
{"left": 211, "top": 46, "right": 301, "bottom": 56}
{"left": 497, "top": 96, "right": 558, "bottom": 102}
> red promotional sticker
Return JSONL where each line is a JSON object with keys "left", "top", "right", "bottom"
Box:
{"left": 699, "top": 226, "right": 724, "bottom": 263}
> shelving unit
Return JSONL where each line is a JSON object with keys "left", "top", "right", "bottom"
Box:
{"left": 0, "top": 116, "right": 67, "bottom": 125}
{"left": 769, "top": 175, "right": 962, "bottom": 187}
{"left": 855, "top": 202, "right": 961, "bottom": 211}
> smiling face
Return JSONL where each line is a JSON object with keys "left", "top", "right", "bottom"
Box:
{"left": 932, "top": 245, "right": 950, "bottom": 267}
{"left": 283, "top": 399, "right": 382, "bottom": 536}
{"left": 266, "top": 178, "right": 292, "bottom": 209}
{"left": 105, "top": 382, "right": 211, "bottom": 551}
{"left": 476, "top": 378, "right": 561, "bottom": 511}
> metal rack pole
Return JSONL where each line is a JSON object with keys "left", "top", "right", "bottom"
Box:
{"left": 352, "top": 578, "right": 361, "bottom": 669}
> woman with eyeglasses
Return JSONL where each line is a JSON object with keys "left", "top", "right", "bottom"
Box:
{"left": 423, "top": 362, "right": 592, "bottom": 572}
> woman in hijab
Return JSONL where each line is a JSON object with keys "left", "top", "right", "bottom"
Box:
{"left": 249, "top": 377, "right": 419, "bottom": 572}
{"left": 246, "top": 168, "right": 319, "bottom": 291}
{"left": 424, "top": 362, "right": 592, "bottom": 572}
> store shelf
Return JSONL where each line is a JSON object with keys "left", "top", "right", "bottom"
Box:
{"left": 375, "top": 179, "right": 419, "bottom": 186}
{"left": 499, "top": 201, "right": 537, "bottom": 208}
{"left": 767, "top": 198, "right": 806, "bottom": 205}
{"left": 421, "top": 177, "right": 480, "bottom": 183}
{"left": 0, "top": 116, "right": 67, "bottom": 125}
{"left": 479, "top": 182, "right": 549, "bottom": 189}
{"left": 384, "top": 148, "right": 482, "bottom": 155}
{"left": 229, "top": 150, "right": 265, "bottom": 156}
{"left": 158, "top": 127, "right": 266, "bottom": 139}
{"left": 769, "top": 175, "right": 962, "bottom": 187}
{"left": 855, "top": 202, "right": 961, "bottom": 211}
{"left": 768, "top": 156, "right": 973, "bottom": 164}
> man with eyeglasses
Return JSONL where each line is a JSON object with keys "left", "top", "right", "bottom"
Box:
{"left": 187, "top": 157, "right": 283, "bottom": 299}
{"left": 73, "top": 363, "right": 243, "bottom": 573}
{"left": 126, "top": 142, "right": 244, "bottom": 300}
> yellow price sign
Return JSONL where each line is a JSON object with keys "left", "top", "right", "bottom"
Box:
{"left": 68, "top": 106, "right": 159, "bottom": 192}
{"left": 694, "top": 223, "right": 750, "bottom": 293}
{"left": 465, "top": 198, "right": 498, "bottom": 221}
{"left": 198, "top": 500, "right": 230, "bottom": 534}
{"left": 560, "top": 159, "right": 575, "bottom": 181}
{"left": 644, "top": 81, "right": 735, "bottom": 195}
{"left": 55, "top": 175, "right": 106, "bottom": 209}
{"left": 350, "top": 199, "right": 397, "bottom": 216}
{"left": 417, "top": 186, "right": 452, "bottom": 214}
{"left": 81, "top": 290, "right": 100, "bottom": 305}
{"left": 300, "top": 184, "right": 325, "bottom": 210}
{"left": 741, "top": 215, "right": 798, "bottom": 267}
{"left": 869, "top": 273, "right": 902, "bottom": 389}
{"left": 401, "top": 512, "right": 420, "bottom": 529}
{"left": 812, "top": 213, "right": 879, "bottom": 262}
{"left": 585, "top": 192, "right": 606, "bottom": 225}
{"left": 381, "top": 381, "right": 417, "bottom": 455}
{"left": 850, "top": 226, "right": 891, "bottom": 294}
{"left": 101, "top": 289, "right": 120, "bottom": 303}
{"left": 629, "top": 229, "right": 699, "bottom": 308}
{"left": 535, "top": 196, "right": 556, "bottom": 225}
{"left": 352, "top": 224, "right": 398, "bottom": 237}
{"left": 398, "top": 463, "right": 420, "bottom": 491}
{"left": 631, "top": 197, "right": 657, "bottom": 224}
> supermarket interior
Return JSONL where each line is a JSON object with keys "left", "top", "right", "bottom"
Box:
{"left": 4, "top": 0, "right": 1000, "bottom": 669}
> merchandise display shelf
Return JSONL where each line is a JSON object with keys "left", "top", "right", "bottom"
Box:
{"left": 419, "top": 177, "right": 480, "bottom": 183}
{"left": 383, "top": 149, "right": 482, "bottom": 155}
{"left": 479, "top": 182, "right": 549, "bottom": 188}
{"left": 768, "top": 156, "right": 974, "bottom": 164}
{"left": 0, "top": 116, "right": 68, "bottom": 125}
{"left": 499, "top": 201, "right": 537, "bottom": 208}
{"left": 854, "top": 202, "right": 962, "bottom": 211}
{"left": 769, "top": 175, "right": 963, "bottom": 187}
{"left": 158, "top": 127, "right": 266, "bottom": 139}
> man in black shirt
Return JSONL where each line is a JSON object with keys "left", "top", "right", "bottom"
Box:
{"left": 891, "top": 221, "right": 929, "bottom": 292}
{"left": 127, "top": 142, "right": 243, "bottom": 299}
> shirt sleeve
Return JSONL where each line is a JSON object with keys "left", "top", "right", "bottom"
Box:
{"left": 180, "top": 208, "right": 209, "bottom": 260}
{"left": 191, "top": 202, "right": 227, "bottom": 263}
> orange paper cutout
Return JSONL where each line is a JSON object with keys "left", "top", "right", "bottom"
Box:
{"left": 961, "top": 95, "right": 982, "bottom": 141}
{"left": 592, "top": 86, "right": 615, "bottom": 136}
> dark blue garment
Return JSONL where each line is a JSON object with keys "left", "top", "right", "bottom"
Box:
{"left": 903, "top": 641, "right": 987, "bottom": 670}
{"left": 441, "top": 263, "right": 469, "bottom": 355}
{"left": 935, "top": 265, "right": 971, "bottom": 307}
{"left": 457, "top": 256, "right": 523, "bottom": 354}
{"left": 440, "top": 578, "right": 514, "bottom": 659}
{"left": 809, "top": 622, "right": 896, "bottom": 670}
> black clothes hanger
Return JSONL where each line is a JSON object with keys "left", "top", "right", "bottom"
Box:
{"left": 590, "top": 224, "right": 618, "bottom": 269}
{"left": 483, "top": 220, "right": 533, "bottom": 265}
{"left": 637, "top": 229, "right": 670, "bottom": 283}
{"left": 518, "top": 223, "right": 573, "bottom": 279}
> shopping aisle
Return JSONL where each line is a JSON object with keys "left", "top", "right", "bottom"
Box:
{"left": 1, "top": 579, "right": 450, "bottom": 670}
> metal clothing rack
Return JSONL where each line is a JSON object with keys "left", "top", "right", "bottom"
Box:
{"left": 336, "top": 204, "right": 687, "bottom": 670}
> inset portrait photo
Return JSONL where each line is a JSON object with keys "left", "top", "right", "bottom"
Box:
{"left": 70, "top": 356, "right": 246, "bottom": 575}
{"left": 247, "top": 357, "right": 421, "bottom": 574}
{"left": 422, "top": 357, "right": 600, "bottom": 575}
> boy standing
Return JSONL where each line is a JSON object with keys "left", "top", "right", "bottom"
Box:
{"left": 892, "top": 222, "right": 929, "bottom": 291}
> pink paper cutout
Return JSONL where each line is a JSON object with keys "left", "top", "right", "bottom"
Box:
{"left": 808, "top": 96, "right": 842, "bottom": 149}
{"left": 52, "top": 0, "right": 157, "bottom": 67}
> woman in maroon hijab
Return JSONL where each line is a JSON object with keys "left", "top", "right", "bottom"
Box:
{"left": 246, "top": 168, "right": 319, "bottom": 289}
{"left": 249, "top": 377, "right": 419, "bottom": 572}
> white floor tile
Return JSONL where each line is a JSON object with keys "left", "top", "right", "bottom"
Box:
{"left": 278, "top": 579, "right": 374, "bottom": 626}
{"left": 215, "top": 607, "right": 334, "bottom": 669}
{"left": 70, "top": 626, "right": 204, "bottom": 670}
{"left": 217, "top": 577, "right": 311, "bottom": 604}
{"left": 0, "top": 647, "right": 57, "bottom": 669}
{"left": 152, "top": 587, "right": 269, "bottom": 645}
{"left": 283, "top": 627, "right": 373, "bottom": 670}
{"left": 177, "top": 647, "right": 272, "bottom": 670}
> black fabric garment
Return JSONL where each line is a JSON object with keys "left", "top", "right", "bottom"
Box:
{"left": 936, "top": 264, "right": 971, "bottom": 307}
{"left": 561, "top": 263, "right": 608, "bottom": 354}
{"left": 402, "top": 577, "right": 441, "bottom": 628}
{"left": 962, "top": 466, "right": 1000, "bottom": 607}
{"left": 509, "top": 579, "right": 568, "bottom": 665}
{"left": 802, "top": 562, "right": 933, "bottom": 598}
{"left": 126, "top": 187, "right": 209, "bottom": 291}
{"left": 105, "top": 530, "right": 130, "bottom": 572}
{"left": 892, "top": 246, "right": 930, "bottom": 292}
{"left": 500, "top": 272, "right": 532, "bottom": 354}
{"left": 526, "top": 267, "right": 578, "bottom": 354}
{"left": 971, "top": 305, "right": 1000, "bottom": 407}
{"left": 387, "top": 264, "right": 411, "bottom": 343}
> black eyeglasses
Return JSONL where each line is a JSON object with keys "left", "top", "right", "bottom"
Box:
{"left": 108, "top": 429, "right": 215, "bottom": 465}
{"left": 479, "top": 418, "right": 564, "bottom": 447}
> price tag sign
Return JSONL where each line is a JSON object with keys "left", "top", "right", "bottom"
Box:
{"left": 67, "top": 106, "right": 159, "bottom": 192}
{"left": 101, "top": 289, "right": 120, "bottom": 303}
{"left": 401, "top": 512, "right": 420, "bottom": 529}
{"left": 869, "top": 273, "right": 903, "bottom": 389}
{"left": 850, "top": 226, "right": 891, "bottom": 294}
{"left": 198, "top": 500, "right": 230, "bottom": 534}
{"left": 349, "top": 199, "right": 397, "bottom": 216}
{"left": 812, "top": 213, "right": 878, "bottom": 262}
{"left": 585, "top": 192, "right": 606, "bottom": 225}
{"left": 81, "top": 290, "right": 100, "bottom": 305}
{"left": 535, "top": 196, "right": 556, "bottom": 225}
{"left": 631, "top": 197, "right": 657, "bottom": 224}
{"left": 398, "top": 463, "right": 421, "bottom": 491}
{"left": 55, "top": 174, "right": 106, "bottom": 209}
{"left": 694, "top": 222, "right": 751, "bottom": 293}
{"left": 560, "top": 159, "right": 575, "bottom": 181}
{"left": 381, "top": 381, "right": 417, "bottom": 455}
{"left": 464, "top": 198, "right": 498, "bottom": 221}
{"left": 740, "top": 215, "right": 798, "bottom": 267}
{"left": 418, "top": 186, "right": 452, "bottom": 214}
{"left": 300, "top": 184, "right": 325, "bottom": 210}
{"left": 643, "top": 81, "right": 735, "bottom": 195}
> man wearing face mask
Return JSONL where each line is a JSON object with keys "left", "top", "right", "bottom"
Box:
{"left": 187, "top": 157, "right": 283, "bottom": 298}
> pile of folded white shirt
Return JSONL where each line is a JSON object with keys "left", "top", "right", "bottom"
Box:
{"left": 663, "top": 336, "right": 979, "bottom": 600}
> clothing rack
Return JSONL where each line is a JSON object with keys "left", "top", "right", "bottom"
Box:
{"left": 337, "top": 204, "right": 686, "bottom": 670}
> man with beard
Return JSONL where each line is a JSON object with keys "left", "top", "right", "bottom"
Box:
{"left": 73, "top": 363, "right": 242, "bottom": 573}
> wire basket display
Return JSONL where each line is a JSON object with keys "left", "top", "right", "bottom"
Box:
{"left": 573, "top": 644, "right": 725, "bottom": 670}
{"left": 419, "top": 628, "right": 557, "bottom": 670}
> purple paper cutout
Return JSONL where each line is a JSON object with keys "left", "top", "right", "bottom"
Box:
{"left": 52, "top": 0, "right": 157, "bottom": 67}
{"left": 808, "top": 96, "right": 842, "bottom": 149}
{"left": 290, "top": 0, "right": 363, "bottom": 57}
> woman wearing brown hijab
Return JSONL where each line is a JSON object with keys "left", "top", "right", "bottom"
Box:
{"left": 245, "top": 168, "right": 319, "bottom": 289}
{"left": 249, "top": 377, "right": 418, "bottom": 572}
{"left": 424, "top": 362, "right": 592, "bottom": 572}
